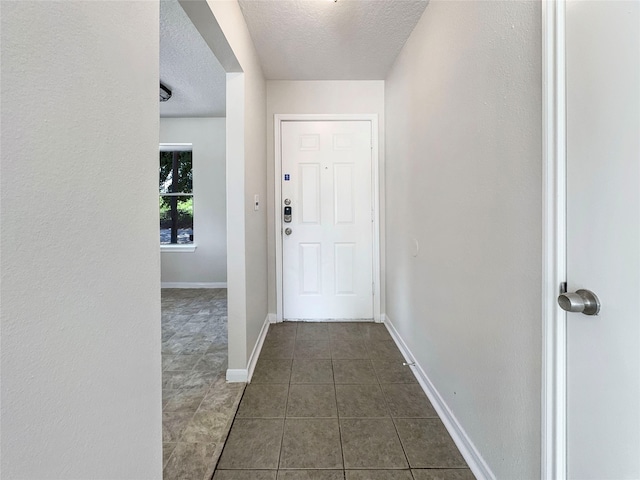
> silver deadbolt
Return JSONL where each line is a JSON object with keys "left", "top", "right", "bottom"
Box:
{"left": 284, "top": 228, "right": 292, "bottom": 235}
{"left": 557, "top": 289, "right": 600, "bottom": 315}
{"left": 283, "top": 199, "right": 292, "bottom": 223}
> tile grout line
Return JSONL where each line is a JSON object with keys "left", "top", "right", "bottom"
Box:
{"left": 330, "top": 344, "right": 348, "bottom": 478}
{"left": 276, "top": 322, "right": 297, "bottom": 473}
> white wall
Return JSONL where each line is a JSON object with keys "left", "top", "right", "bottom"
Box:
{"left": 206, "top": 0, "right": 268, "bottom": 374}
{"left": 385, "top": 1, "right": 542, "bottom": 478}
{"left": 0, "top": 1, "right": 161, "bottom": 478}
{"left": 160, "top": 118, "right": 227, "bottom": 286}
{"left": 266, "top": 81, "right": 385, "bottom": 316}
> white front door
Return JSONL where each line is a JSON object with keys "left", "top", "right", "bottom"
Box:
{"left": 566, "top": 1, "right": 640, "bottom": 477}
{"left": 280, "top": 120, "right": 373, "bottom": 320}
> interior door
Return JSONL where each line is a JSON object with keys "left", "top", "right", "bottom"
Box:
{"left": 565, "top": 1, "right": 640, "bottom": 477}
{"left": 281, "top": 120, "right": 373, "bottom": 321}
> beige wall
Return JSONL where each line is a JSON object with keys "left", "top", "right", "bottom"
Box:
{"left": 0, "top": 1, "right": 161, "bottom": 477}
{"left": 160, "top": 118, "right": 227, "bottom": 285}
{"left": 385, "top": 1, "right": 542, "bottom": 477}
{"left": 266, "top": 80, "right": 385, "bottom": 316}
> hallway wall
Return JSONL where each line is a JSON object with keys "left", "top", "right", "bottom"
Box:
{"left": 385, "top": 1, "right": 542, "bottom": 477}
{"left": 266, "top": 80, "right": 385, "bottom": 318}
{"left": 160, "top": 118, "right": 227, "bottom": 286}
{"left": 206, "top": 0, "right": 268, "bottom": 372}
{"left": 0, "top": 1, "right": 161, "bottom": 477}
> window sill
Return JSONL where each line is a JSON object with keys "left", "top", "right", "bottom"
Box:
{"left": 161, "top": 244, "right": 197, "bottom": 253}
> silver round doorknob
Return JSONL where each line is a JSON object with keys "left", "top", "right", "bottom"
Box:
{"left": 557, "top": 289, "right": 600, "bottom": 315}
{"left": 285, "top": 228, "right": 292, "bottom": 235}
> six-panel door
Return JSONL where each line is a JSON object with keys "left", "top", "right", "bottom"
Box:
{"left": 281, "top": 120, "right": 374, "bottom": 320}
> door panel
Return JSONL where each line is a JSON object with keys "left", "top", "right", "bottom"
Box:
{"left": 281, "top": 121, "right": 373, "bottom": 320}
{"left": 566, "top": 1, "right": 640, "bottom": 477}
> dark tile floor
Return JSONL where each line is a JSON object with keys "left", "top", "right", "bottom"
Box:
{"left": 213, "top": 322, "right": 476, "bottom": 480}
{"left": 161, "top": 289, "right": 245, "bottom": 480}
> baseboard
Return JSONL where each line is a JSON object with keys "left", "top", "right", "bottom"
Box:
{"left": 384, "top": 314, "right": 496, "bottom": 480}
{"left": 161, "top": 282, "right": 227, "bottom": 289}
{"left": 246, "top": 314, "right": 271, "bottom": 383}
{"left": 225, "top": 369, "right": 247, "bottom": 383}
{"left": 226, "top": 314, "right": 271, "bottom": 383}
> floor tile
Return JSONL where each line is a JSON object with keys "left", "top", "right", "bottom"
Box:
{"left": 213, "top": 471, "right": 277, "bottom": 480}
{"left": 286, "top": 384, "right": 337, "bottom": 418}
{"left": 340, "top": 418, "right": 408, "bottom": 469}
{"left": 291, "top": 358, "right": 334, "bottom": 384}
{"left": 180, "top": 340, "right": 213, "bottom": 355}
{"left": 296, "top": 323, "right": 330, "bottom": 341}
{"left": 278, "top": 471, "right": 344, "bottom": 480}
{"left": 162, "top": 388, "right": 206, "bottom": 413}
{"left": 194, "top": 353, "right": 227, "bottom": 372}
{"left": 411, "top": 470, "right": 476, "bottom": 480}
{"left": 394, "top": 419, "right": 467, "bottom": 468}
{"left": 237, "top": 384, "right": 289, "bottom": 418}
{"left": 328, "top": 322, "right": 368, "bottom": 341}
{"left": 163, "top": 370, "right": 217, "bottom": 390}
{"left": 261, "top": 336, "right": 295, "bottom": 359}
{"left": 345, "top": 471, "right": 413, "bottom": 480}
{"left": 294, "top": 339, "right": 331, "bottom": 359}
{"left": 333, "top": 359, "right": 377, "bottom": 384}
{"left": 267, "top": 322, "right": 298, "bottom": 340}
{"left": 207, "top": 343, "right": 227, "bottom": 355}
{"left": 218, "top": 418, "right": 284, "bottom": 469}
{"left": 366, "top": 340, "right": 405, "bottom": 361}
{"left": 163, "top": 354, "right": 202, "bottom": 372}
{"left": 162, "top": 410, "right": 194, "bottom": 442}
{"left": 163, "top": 442, "right": 216, "bottom": 480}
{"left": 252, "top": 358, "right": 292, "bottom": 384}
{"left": 198, "top": 377, "right": 245, "bottom": 413}
{"left": 280, "top": 418, "right": 343, "bottom": 469}
{"left": 181, "top": 408, "right": 232, "bottom": 443}
{"left": 371, "top": 359, "right": 417, "bottom": 384}
{"left": 331, "top": 338, "right": 369, "bottom": 359}
{"left": 162, "top": 389, "right": 178, "bottom": 409}
{"left": 364, "top": 323, "right": 393, "bottom": 341}
{"left": 381, "top": 384, "right": 437, "bottom": 418}
{"left": 176, "top": 322, "right": 206, "bottom": 334}
{"left": 163, "top": 443, "right": 176, "bottom": 468}
{"left": 335, "top": 384, "right": 388, "bottom": 418}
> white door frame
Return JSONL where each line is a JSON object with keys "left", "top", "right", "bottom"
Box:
{"left": 542, "top": 0, "right": 567, "bottom": 478}
{"left": 274, "top": 114, "right": 382, "bottom": 323}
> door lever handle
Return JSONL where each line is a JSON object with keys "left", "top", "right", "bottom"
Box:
{"left": 558, "top": 289, "right": 600, "bottom": 315}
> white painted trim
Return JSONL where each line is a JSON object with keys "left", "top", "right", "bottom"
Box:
{"left": 384, "top": 314, "right": 496, "bottom": 480}
{"left": 160, "top": 282, "right": 227, "bottom": 289}
{"left": 160, "top": 244, "right": 197, "bottom": 253}
{"left": 159, "top": 143, "right": 192, "bottom": 152}
{"left": 246, "top": 314, "right": 271, "bottom": 383}
{"left": 225, "top": 369, "right": 247, "bottom": 383}
{"left": 268, "top": 313, "right": 277, "bottom": 324}
{"left": 542, "top": 1, "right": 567, "bottom": 478}
{"left": 274, "top": 114, "right": 382, "bottom": 322}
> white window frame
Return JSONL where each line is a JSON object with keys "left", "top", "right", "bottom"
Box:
{"left": 159, "top": 143, "right": 196, "bottom": 253}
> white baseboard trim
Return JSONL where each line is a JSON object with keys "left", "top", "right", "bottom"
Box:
{"left": 225, "top": 369, "right": 247, "bottom": 383}
{"left": 161, "top": 282, "right": 227, "bottom": 289}
{"left": 384, "top": 314, "right": 496, "bottom": 480}
{"left": 226, "top": 314, "right": 271, "bottom": 383}
{"left": 246, "top": 314, "right": 271, "bottom": 383}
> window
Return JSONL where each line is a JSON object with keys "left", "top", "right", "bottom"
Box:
{"left": 159, "top": 145, "right": 193, "bottom": 246}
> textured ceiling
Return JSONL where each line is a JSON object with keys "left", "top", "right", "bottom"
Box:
{"left": 160, "top": 0, "right": 226, "bottom": 117}
{"left": 238, "top": 0, "right": 429, "bottom": 80}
